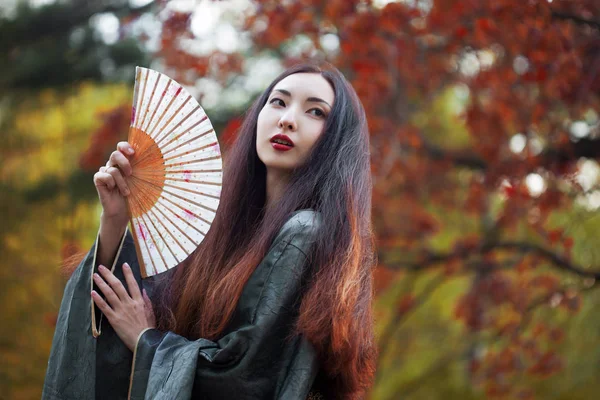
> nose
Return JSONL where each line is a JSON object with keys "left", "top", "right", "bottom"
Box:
{"left": 278, "top": 109, "right": 297, "bottom": 131}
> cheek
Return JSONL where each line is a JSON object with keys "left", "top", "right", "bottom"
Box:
{"left": 256, "top": 111, "right": 266, "bottom": 138}
{"left": 256, "top": 108, "right": 276, "bottom": 140}
{"left": 304, "top": 122, "right": 325, "bottom": 147}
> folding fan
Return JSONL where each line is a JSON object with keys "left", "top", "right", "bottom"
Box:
{"left": 125, "top": 66, "right": 222, "bottom": 278}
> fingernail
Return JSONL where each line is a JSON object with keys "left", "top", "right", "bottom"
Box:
{"left": 93, "top": 273, "right": 99, "bottom": 279}
{"left": 123, "top": 263, "right": 130, "bottom": 269}
{"left": 98, "top": 265, "right": 106, "bottom": 271}
{"left": 128, "top": 148, "right": 134, "bottom": 154}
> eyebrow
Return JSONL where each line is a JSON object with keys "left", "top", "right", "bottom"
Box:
{"left": 273, "top": 89, "right": 331, "bottom": 108}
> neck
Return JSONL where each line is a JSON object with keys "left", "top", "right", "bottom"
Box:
{"left": 265, "top": 168, "right": 291, "bottom": 210}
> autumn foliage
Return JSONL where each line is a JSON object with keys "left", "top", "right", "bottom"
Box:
{"left": 81, "top": 0, "right": 600, "bottom": 398}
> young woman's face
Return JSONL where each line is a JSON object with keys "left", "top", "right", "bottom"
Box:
{"left": 256, "top": 73, "right": 335, "bottom": 174}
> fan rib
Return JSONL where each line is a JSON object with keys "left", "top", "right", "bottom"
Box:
{"left": 139, "top": 74, "right": 161, "bottom": 132}
{"left": 129, "top": 151, "right": 163, "bottom": 171}
{"left": 129, "top": 149, "right": 163, "bottom": 173}
{"left": 128, "top": 177, "right": 168, "bottom": 275}
{"left": 143, "top": 78, "right": 170, "bottom": 135}
{"left": 150, "top": 93, "right": 191, "bottom": 146}
{"left": 163, "top": 141, "right": 219, "bottom": 163}
{"left": 144, "top": 207, "right": 181, "bottom": 268}
{"left": 165, "top": 168, "right": 222, "bottom": 174}
{"left": 163, "top": 184, "right": 218, "bottom": 213}
{"left": 146, "top": 82, "right": 178, "bottom": 139}
{"left": 167, "top": 177, "right": 221, "bottom": 186}
{"left": 138, "top": 214, "right": 163, "bottom": 274}
{"left": 154, "top": 95, "right": 193, "bottom": 147}
{"left": 127, "top": 174, "right": 165, "bottom": 195}
{"left": 127, "top": 155, "right": 164, "bottom": 214}
{"left": 156, "top": 104, "right": 202, "bottom": 148}
{"left": 128, "top": 170, "right": 168, "bottom": 180}
{"left": 161, "top": 194, "right": 212, "bottom": 231}
{"left": 129, "top": 135, "right": 165, "bottom": 169}
{"left": 130, "top": 174, "right": 220, "bottom": 191}
{"left": 157, "top": 198, "right": 208, "bottom": 237}
{"left": 152, "top": 201, "right": 198, "bottom": 252}
{"left": 127, "top": 177, "right": 162, "bottom": 275}
{"left": 128, "top": 178, "right": 156, "bottom": 220}
{"left": 133, "top": 218, "right": 158, "bottom": 276}
{"left": 163, "top": 183, "right": 220, "bottom": 200}
{"left": 133, "top": 170, "right": 221, "bottom": 181}
{"left": 128, "top": 179, "right": 160, "bottom": 211}
{"left": 166, "top": 154, "right": 222, "bottom": 168}
{"left": 135, "top": 69, "right": 150, "bottom": 130}
{"left": 160, "top": 120, "right": 210, "bottom": 153}
{"left": 155, "top": 200, "right": 205, "bottom": 248}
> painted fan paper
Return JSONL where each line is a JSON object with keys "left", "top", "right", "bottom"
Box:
{"left": 126, "top": 66, "right": 222, "bottom": 278}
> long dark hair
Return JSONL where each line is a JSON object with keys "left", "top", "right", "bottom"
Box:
{"left": 156, "top": 63, "right": 377, "bottom": 399}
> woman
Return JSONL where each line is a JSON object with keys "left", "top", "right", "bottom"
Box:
{"left": 43, "top": 63, "right": 377, "bottom": 400}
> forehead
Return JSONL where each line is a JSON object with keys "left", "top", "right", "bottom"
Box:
{"left": 272, "top": 73, "right": 335, "bottom": 104}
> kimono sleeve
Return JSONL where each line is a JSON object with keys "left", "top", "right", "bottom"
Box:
{"left": 128, "top": 210, "right": 322, "bottom": 400}
{"left": 42, "top": 225, "right": 131, "bottom": 400}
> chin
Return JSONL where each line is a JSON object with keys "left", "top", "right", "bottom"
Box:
{"left": 265, "top": 161, "right": 297, "bottom": 171}
{"left": 259, "top": 156, "right": 296, "bottom": 172}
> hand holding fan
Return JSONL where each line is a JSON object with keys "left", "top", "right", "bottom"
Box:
{"left": 125, "top": 66, "right": 222, "bottom": 278}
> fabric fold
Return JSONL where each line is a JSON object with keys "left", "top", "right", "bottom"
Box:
{"left": 128, "top": 210, "right": 323, "bottom": 399}
{"left": 91, "top": 225, "right": 129, "bottom": 337}
{"left": 43, "top": 209, "right": 323, "bottom": 400}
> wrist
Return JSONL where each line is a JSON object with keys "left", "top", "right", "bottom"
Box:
{"left": 100, "top": 213, "right": 129, "bottom": 230}
{"left": 130, "top": 327, "right": 154, "bottom": 352}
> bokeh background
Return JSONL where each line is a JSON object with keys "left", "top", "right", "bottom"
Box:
{"left": 1, "top": 0, "right": 600, "bottom": 399}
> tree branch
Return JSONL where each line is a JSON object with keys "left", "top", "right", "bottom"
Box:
{"left": 489, "top": 241, "right": 600, "bottom": 278}
{"left": 421, "top": 135, "right": 600, "bottom": 171}
{"left": 423, "top": 142, "right": 487, "bottom": 169}
{"left": 551, "top": 11, "right": 600, "bottom": 30}
{"left": 376, "top": 273, "right": 446, "bottom": 384}
{"left": 387, "top": 240, "right": 600, "bottom": 279}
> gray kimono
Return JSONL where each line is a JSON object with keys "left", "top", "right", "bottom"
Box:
{"left": 42, "top": 209, "right": 326, "bottom": 399}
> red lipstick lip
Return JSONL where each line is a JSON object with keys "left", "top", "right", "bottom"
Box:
{"left": 270, "top": 134, "right": 294, "bottom": 147}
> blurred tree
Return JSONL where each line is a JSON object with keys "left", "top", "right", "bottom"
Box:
{"left": 109, "top": 0, "right": 597, "bottom": 398}
{"left": 0, "top": 0, "right": 154, "bottom": 90}
{"left": 0, "top": 1, "right": 155, "bottom": 398}
{"left": 6, "top": 0, "right": 598, "bottom": 398}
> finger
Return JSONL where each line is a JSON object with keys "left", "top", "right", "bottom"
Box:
{"left": 143, "top": 288, "right": 153, "bottom": 309}
{"left": 98, "top": 265, "right": 131, "bottom": 302}
{"left": 117, "top": 141, "right": 135, "bottom": 157}
{"left": 91, "top": 290, "right": 116, "bottom": 320}
{"left": 93, "top": 171, "right": 116, "bottom": 190}
{"left": 108, "top": 150, "right": 133, "bottom": 176}
{"left": 93, "top": 272, "right": 122, "bottom": 310}
{"left": 143, "top": 289, "right": 156, "bottom": 327}
{"left": 122, "top": 263, "right": 142, "bottom": 301}
{"left": 106, "top": 166, "right": 130, "bottom": 197}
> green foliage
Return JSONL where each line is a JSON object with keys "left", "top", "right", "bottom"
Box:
{"left": 0, "top": 0, "right": 152, "bottom": 90}
{"left": 3, "top": 0, "right": 600, "bottom": 398}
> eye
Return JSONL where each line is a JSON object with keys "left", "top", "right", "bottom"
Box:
{"left": 308, "top": 108, "right": 326, "bottom": 118}
{"left": 269, "top": 97, "right": 285, "bottom": 107}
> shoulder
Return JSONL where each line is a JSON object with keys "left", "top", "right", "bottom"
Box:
{"left": 276, "top": 208, "right": 322, "bottom": 240}
{"left": 270, "top": 208, "right": 322, "bottom": 254}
